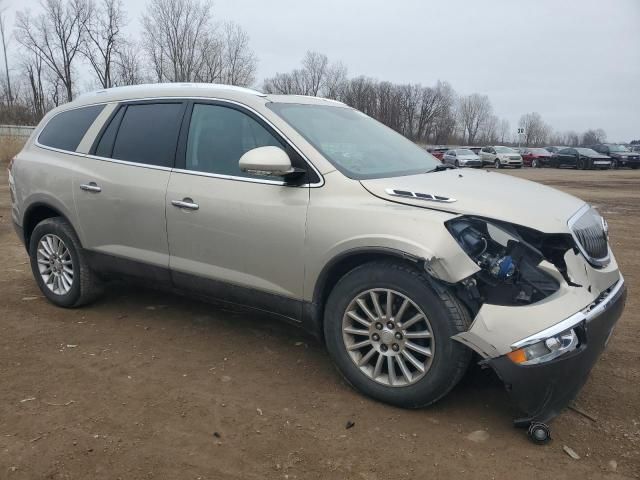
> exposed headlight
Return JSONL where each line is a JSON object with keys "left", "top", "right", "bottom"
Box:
{"left": 507, "top": 328, "right": 579, "bottom": 365}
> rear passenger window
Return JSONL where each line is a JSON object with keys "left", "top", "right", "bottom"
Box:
{"left": 38, "top": 105, "right": 104, "bottom": 151}
{"left": 185, "top": 104, "right": 283, "bottom": 178}
{"left": 106, "top": 103, "right": 184, "bottom": 167}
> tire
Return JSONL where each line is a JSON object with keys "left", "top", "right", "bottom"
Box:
{"left": 323, "top": 261, "right": 472, "bottom": 409}
{"left": 611, "top": 159, "right": 618, "bottom": 169}
{"left": 454, "top": 160, "right": 460, "bottom": 168}
{"left": 494, "top": 159, "right": 501, "bottom": 169}
{"left": 29, "top": 217, "right": 102, "bottom": 308}
{"left": 531, "top": 159, "right": 538, "bottom": 168}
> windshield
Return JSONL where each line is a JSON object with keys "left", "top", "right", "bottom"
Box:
{"left": 495, "top": 146, "right": 515, "bottom": 153}
{"left": 609, "top": 145, "right": 629, "bottom": 152}
{"left": 267, "top": 103, "right": 440, "bottom": 179}
{"left": 456, "top": 149, "right": 475, "bottom": 156}
{"left": 528, "top": 148, "right": 549, "bottom": 154}
{"left": 576, "top": 148, "right": 599, "bottom": 155}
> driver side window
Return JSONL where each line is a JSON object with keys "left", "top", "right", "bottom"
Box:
{"left": 185, "top": 104, "right": 284, "bottom": 179}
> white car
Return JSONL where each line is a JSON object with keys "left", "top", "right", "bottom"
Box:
{"left": 480, "top": 146, "right": 523, "bottom": 169}
{"left": 442, "top": 149, "right": 482, "bottom": 168}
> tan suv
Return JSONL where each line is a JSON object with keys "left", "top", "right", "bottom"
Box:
{"left": 8, "top": 83, "right": 626, "bottom": 443}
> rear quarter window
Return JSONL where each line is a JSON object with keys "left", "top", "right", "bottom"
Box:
{"left": 38, "top": 105, "right": 105, "bottom": 151}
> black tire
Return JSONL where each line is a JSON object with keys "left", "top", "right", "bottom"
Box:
{"left": 323, "top": 261, "right": 472, "bottom": 408}
{"left": 531, "top": 159, "right": 538, "bottom": 168}
{"left": 494, "top": 159, "right": 501, "bottom": 169}
{"left": 29, "top": 217, "right": 102, "bottom": 308}
{"left": 454, "top": 160, "right": 460, "bottom": 168}
{"left": 577, "top": 157, "right": 584, "bottom": 170}
{"left": 611, "top": 159, "right": 618, "bottom": 169}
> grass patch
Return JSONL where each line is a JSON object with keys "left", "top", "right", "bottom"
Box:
{"left": 0, "top": 136, "right": 26, "bottom": 166}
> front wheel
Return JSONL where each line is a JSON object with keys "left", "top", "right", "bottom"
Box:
{"left": 531, "top": 159, "right": 538, "bottom": 168}
{"left": 323, "top": 261, "right": 472, "bottom": 408}
{"left": 494, "top": 159, "right": 501, "bottom": 169}
{"left": 29, "top": 217, "right": 102, "bottom": 308}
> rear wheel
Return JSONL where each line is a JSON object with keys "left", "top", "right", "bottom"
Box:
{"left": 29, "top": 217, "right": 102, "bottom": 308}
{"left": 324, "top": 261, "right": 472, "bottom": 408}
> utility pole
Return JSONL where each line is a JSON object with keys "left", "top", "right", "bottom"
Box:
{"left": 0, "top": 9, "right": 12, "bottom": 107}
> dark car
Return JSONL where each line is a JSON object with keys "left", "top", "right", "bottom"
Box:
{"left": 522, "top": 148, "right": 553, "bottom": 168}
{"left": 551, "top": 148, "right": 612, "bottom": 170}
{"left": 589, "top": 144, "right": 640, "bottom": 169}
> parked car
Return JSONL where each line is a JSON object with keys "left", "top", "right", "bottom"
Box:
{"left": 426, "top": 146, "right": 449, "bottom": 160}
{"left": 9, "top": 83, "right": 626, "bottom": 444}
{"left": 521, "top": 148, "right": 553, "bottom": 168}
{"left": 589, "top": 144, "right": 640, "bottom": 169}
{"left": 479, "top": 146, "right": 523, "bottom": 168}
{"left": 442, "top": 148, "right": 482, "bottom": 168}
{"left": 544, "top": 146, "right": 567, "bottom": 154}
{"left": 551, "top": 148, "right": 612, "bottom": 169}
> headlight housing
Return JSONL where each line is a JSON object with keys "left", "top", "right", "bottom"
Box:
{"left": 445, "top": 217, "right": 562, "bottom": 306}
{"left": 507, "top": 328, "right": 579, "bottom": 365}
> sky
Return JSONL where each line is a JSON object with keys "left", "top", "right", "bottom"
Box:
{"left": 3, "top": 0, "right": 639, "bottom": 141}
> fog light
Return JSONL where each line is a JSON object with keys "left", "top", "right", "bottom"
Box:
{"left": 507, "top": 329, "right": 579, "bottom": 365}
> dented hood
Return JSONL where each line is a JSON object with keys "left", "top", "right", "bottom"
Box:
{"left": 360, "top": 169, "right": 585, "bottom": 233}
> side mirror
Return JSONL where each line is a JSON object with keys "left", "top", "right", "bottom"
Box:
{"left": 239, "top": 146, "right": 296, "bottom": 177}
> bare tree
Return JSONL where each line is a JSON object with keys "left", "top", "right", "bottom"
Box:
{"left": 113, "top": 41, "right": 146, "bottom": 85}
{"left": 498, "top": 119, "right": 510, "bottom": 143}
{"left": 82, "top": 0, "right": 125, "bottom": 88}
{"left": 581, "top": 128, "right": 606, "bottom": 146}
{"left": 142, "top": 0, "right": 213, "bottom": 82}
{"left": 457, "top": 93, "right": 492, "bottom": 145}
{"left": 323, "top": 60, "right": 347, "bottom": 98}
{"left": 519, "top": 112, "right": 552, "bottom": 146}
{"left": 16, "top": 0, "right": 90, "bottom": 102}
{"left": 0, "top": 4, "right": 13, "bottom": 106}
{"left": 24, "top": 51, "right": 47, "bottom": 118}
{"left": 220, "top": 21, "right": 256, "bottom": 87}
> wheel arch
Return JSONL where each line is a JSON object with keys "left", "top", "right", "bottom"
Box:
{"left": 22, "top": 202, "right": 77, "bottom": 251}
{"left": 304, "top": 247, "right": 424, "bottom": 340}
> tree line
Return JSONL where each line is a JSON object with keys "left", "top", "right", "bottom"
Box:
{"left": 0, "top": 0, "right": 611, "bottom": 147}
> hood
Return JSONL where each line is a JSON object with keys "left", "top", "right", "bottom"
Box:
{"left": 360, "top": 169, "right": 585, "bottom": 233}
{"left": 584, "top": 152, "right": 610, "bottom": 158}
{"left": 458, "top": 154, "right": 480, "bottom": 160}
{"left": 610, "top": 151, "right": 638, "bottom": 158}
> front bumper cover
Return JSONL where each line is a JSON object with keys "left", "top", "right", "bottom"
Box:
{"left": 487, "top": 277, "right": 626, "bottom": 426}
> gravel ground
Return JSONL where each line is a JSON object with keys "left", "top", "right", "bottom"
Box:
{"left": 1, "top": 167, "right": 638, "bottom": 479}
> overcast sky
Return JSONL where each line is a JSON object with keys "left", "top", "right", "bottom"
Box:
{"left": 4, "top": 0, "right": 639, "bottom": 141}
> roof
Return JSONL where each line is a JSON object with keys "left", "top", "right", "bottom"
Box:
{"left": 68, "top": 83, "right": 347, "bottom": 109}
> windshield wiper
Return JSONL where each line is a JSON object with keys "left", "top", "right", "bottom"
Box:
{"left": 427, "top": 163, "right": 457, "bottom": 173}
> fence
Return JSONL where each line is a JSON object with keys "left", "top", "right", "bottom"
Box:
{"left": 0, "top": 125, "right": 36, "bottom": 138}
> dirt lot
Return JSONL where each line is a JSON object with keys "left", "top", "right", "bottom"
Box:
{"left": 1, "top": 166, "right": 638, "bottom": 479}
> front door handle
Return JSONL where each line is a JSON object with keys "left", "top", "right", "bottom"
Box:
{"left": 171, "top": 198, "right": 199, "bottom": 210}
{"left": 80, "top": 182, "right": 102, "bottom": 193}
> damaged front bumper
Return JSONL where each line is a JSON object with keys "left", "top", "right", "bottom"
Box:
{"left": 487, "top": 276, "right": 626, "bottom": 426}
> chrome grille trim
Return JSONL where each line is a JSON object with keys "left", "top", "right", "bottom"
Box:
{"left": 568, "top": 205, "right": 610, "bottom": 268}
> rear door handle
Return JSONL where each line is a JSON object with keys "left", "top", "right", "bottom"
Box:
{"left": 80, "top": 182, "right": 102, "bottom": 193}
{"left": 171, "top": 198, "right": 199, "bottom": 210}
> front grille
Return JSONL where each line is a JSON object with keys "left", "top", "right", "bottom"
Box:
{"left": 509, "top": 155, "right": 521, "bottom": 160}
{"left": 569, "top": 207, "right": 609, "bottom": 266}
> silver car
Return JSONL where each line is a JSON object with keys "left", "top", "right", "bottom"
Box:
{"left": 8, "top": 83, "right": 626, "bottom": 443}
{"left": 442, "top": 148, "right": 482, "bottom": 168}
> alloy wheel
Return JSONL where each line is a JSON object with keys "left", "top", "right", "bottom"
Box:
{"left": 36, "top": 234, "right": 74, "bottom": 295}
{"left": 342, "top": 289, "right": 435, "bottom": 387}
